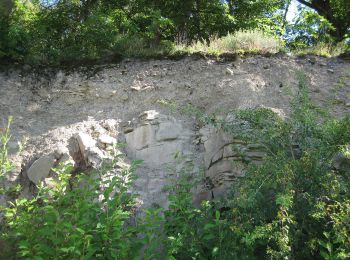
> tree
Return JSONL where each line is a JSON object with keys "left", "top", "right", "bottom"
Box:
{"left": 295, "top": 0, "right": 350, "bottom": 42}
{"left": 0, "top": 0, "right": 15, "bottom": 59}
{"left": 226, "top": 0, "right": 286, "bottom": 30}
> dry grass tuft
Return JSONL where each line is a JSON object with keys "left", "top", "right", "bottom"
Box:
{"left": 294, "top": 42, "right": 348, "bottom": 57}
{"left": 174, "top": 30, "right": 284, "bottom": 55}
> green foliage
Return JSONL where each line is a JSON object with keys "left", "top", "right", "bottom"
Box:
{"left": 164, "top": 155, "right": 235, "bottom": 259}
{"left": 1, "top": 144, "right": 145, "bottom": 259}
{"left": 294, "top": 0, "right": 350, "bottom": 42}
{"left": 3, "top": 0, "right": 350, "bottom": 64}
{"left": 219, "top": 74, "right": 350, "bottom": 259}
{"left": 226, "top": 0, "right": 286, "bottom": 35}
{"left": 159, "top": 72, "right": 350, "bottom": 259}
{"left": 287, "top": 8, "right": 335, "bottom": 48}
{"left": 149, "top": 73, "right": 350, "bottom": 259}
{"left": 0, "top": 117, "right": 14, "bottom": 197}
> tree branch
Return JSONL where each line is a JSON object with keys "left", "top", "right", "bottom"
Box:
{"left": 295, "top": 0, "right": 314, "bottom": 9}
{"left": 296, "top": 0, "right": 330, "bottom": 16}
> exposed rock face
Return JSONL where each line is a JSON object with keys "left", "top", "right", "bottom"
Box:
{"left": 125, "top": 110, "right": 195, "bottom": 208}
{"left": 16, "top": 113, "right": 196, "bottom": 209}
{"left": 191, "top": 125, "right": 266, "bottom": 204}
{"left": 125, "top": 110, "right": 192, "bottom": 167}
{"left": 22, "top": 109, "right": 269, "bottom": 208}
{"left": 0, "top": 56, "right": 349, "bottom": 209}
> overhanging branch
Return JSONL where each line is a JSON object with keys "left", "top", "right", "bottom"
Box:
{"left": 295, "top": 0, "right": 314, "bottom": 9}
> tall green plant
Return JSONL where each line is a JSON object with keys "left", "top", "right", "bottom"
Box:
{"left": 220, "top": 73, "right": 350, "bottom": 259}
{"left": 1, "top": 144, "right": 145, "bottom": 259}
{"left": 0, "top": 117, "right": 13, "bottom": 196}
{"left": 161, "top": 72, "right": 350, "bottom": 259}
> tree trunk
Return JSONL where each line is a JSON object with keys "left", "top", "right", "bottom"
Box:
{"left": 0, "top": 0, "right": 13, "bottom": 16}
{"left": 296, "top": 0, "right": 349, "bottom": 42}
{"left": 194, "top": 0, "right": 201, "bottom": 41}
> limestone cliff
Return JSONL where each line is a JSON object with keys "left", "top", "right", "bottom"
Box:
{"left": 1, "top": 55, "right": 349, "bottom": 209}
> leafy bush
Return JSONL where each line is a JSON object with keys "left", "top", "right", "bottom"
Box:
{"left": 164, "top": 172, "right": 240, "bottom": 259}
{"left": 0, "top": 142, "right": 146, "bottom": 259}
{"left": 160, "top": 72, "right": 350, "bottom": 259}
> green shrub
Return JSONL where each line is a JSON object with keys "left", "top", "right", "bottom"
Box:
{"left": 160, "top": 72, "right": 350, "bottom": 259}
{"left": 207, "top": 73, "right": 350, "bottom": 259}
{"left": 1, "top": 143, "right": 145, "bottom": 259}
{"left": 164, "top": 155, "right": 237, "bottom": 259}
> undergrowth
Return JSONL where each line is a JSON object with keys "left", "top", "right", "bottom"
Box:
{"left": 159, "top": 73, "right": 350, "bottom": 259}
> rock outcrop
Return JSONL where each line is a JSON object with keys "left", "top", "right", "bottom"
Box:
{"left": 0, "top": 55, "right": 349, "bottom": 209}
{"left": 124, "top": 110, "right": 195, "bottom": 208}
{"left": 125, "top": 110, "right": 193, "bottom": 167}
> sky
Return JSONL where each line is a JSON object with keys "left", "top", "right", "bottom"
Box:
{"left": 287, "top": 0, "right": 299, "bottom": 23}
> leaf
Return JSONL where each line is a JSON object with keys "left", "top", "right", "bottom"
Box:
{"left": 320, "top": 250, "right": 330, "bottom": 259}
{"left": 212, "top": 247, "right": 219, "bottom": 255}
{"left": 203, "top": 234, "right": 215, "bottom": 241}
{"left": 215, "top": 210, "right": 220, "bottom": 220}
{"left": 131, "top": 159, "right": 144, "bottom": 166}
{"left": 204, "top": 223, "right": 216, "bottom": 230}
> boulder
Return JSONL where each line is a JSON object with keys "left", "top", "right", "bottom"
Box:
{"left": 54, "top": 145, "right": 74, "bottom": 165}
{"left": 125, "top": 111, "right": 191, "bottom": 167}
{"left": 98, "top": 134, "right": 117, "bottom": 146}
{"left": 27, "top": 154, "right": 56, "bottom": 184}
{"left": 76, "top": 132, "right": 96, "bottom": 152}
{"left": 75, "top": 132, "right": 106, "bottom": 167}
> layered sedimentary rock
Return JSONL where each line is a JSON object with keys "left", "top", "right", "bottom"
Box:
{"left": 124, "top": 110, "right": 195, "bottom": 208}
{"left": 1, "top": 55, "right": 349, "bottom": 209}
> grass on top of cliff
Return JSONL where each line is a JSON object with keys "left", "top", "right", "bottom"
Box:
{"left": 115, "top": 30, "right": 349, "bottom": 59}
{"left": 173, "top": 30, "right": 285, "bottom": 56}
{"left": 107, "top": 30, "right": 284, "bottom": 61}
{"left": 3, "top": 29, "right": 349, "bottom": 67}
{"left": 294, "top": 42, "right": 350, "bottom": 58}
